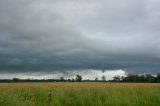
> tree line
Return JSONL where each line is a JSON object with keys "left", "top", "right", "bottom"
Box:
{"left": 110, "top": 73, "right": 160, "bottom": 83}
{"left": 0, "top": 73, "right": 160, "bottom": 83}
{"left": 0, "top": 75, "right": 83, "bottom": 83}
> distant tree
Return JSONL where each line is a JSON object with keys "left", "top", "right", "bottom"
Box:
{"left": 125, "top": 74, "right": 136, "bottom": 82}
{"left": 102, "top": 75, "right": 106, "bottom": 82}
{"left": 110, "top": 73, "right": 159, "bottom": 83}
{"left": 145, "top": 74, "right": 155, "bottom": 82}
{"left": 121, "top": 76, "right": 125, "bottom": 81}
{"left": 156, "top": 73, "right": 160, "bottom": 82}
{"left": 75, "top": 77, "right": 78, "bottom": 82}
{"left": 26, "top": 78, "right": 31, "bottom": 82}
{"left": 12, "top": 77, "right": 19, "bottom": 82}
{"left": 72, "top": 78, "right": 75, "bottom": 82}
{"left": 76, "top": 75, "right": 82, "bottom": 82}
{"left": 113, "top": 76, "right": 120, "bottom": 82}
{"left": 140, "top": 75, "right": 146, "bottom": 82}
{"left": 120, "top": 74, "right": 158, "bottom": 82}
{"left": 67, "top": 79, "right": 71, "bottom": 82}
{"left": 95, "top": 77, "right": 98, "bottom": 82}
{"left": 60, "top": 77, "right": 64, "bottom": 82}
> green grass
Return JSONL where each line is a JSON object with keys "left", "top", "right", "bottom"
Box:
{"left": 0, "top": 83, "right": 160, "bottom": 106}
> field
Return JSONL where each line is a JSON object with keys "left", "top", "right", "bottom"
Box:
{"left": 0, "top": 83, "right": 160, "bottom": 106}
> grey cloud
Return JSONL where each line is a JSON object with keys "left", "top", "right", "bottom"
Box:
{"left": 0, "top": 0, "right": 160, "bottom": 74}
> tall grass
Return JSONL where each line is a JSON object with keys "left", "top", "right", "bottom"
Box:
{"left": 0, "top": 83, "right": 160, "bottom": 106}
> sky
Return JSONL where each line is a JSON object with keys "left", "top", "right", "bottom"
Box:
{"left": 0, "top": 0, "right": 160, "bottom": 79}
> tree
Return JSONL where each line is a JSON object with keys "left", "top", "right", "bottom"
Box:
{"left": 12, "top": 77, "right": 19, "bottom": 82}
{"left": 60, "top": 77, "right": 64, "bottom": 82}
{"left": 146, "top": 74, "right": 155, "bottom": 82}
{"left": 76, "top": 75, "right": 82, "bottom": 82}
{"left": 139, "top": 75, "right": 145, "bottom": 82}
{"left": 95, "top": 77, "right": 98, "bottom": 82}
{"left": 156, "top": 73, "right": 160, "bottom": 82}
{"left": 102, "top": 75, "right": 106, "bottom": 82}
{"left": 72, "top": 78, "right": 75, "bottom": 82}
{"left": 67, "top": 79, "right": 71, "bottom": 82}
{"left": 121, "top": 76, "right": 125, "bottom": 81}
{"left": 113, "top": 76, "right": 120, "bottom": 82}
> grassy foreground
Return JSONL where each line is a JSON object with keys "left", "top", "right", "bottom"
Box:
{"left": 0, "top": 83, "right": 160, "bottom": 106}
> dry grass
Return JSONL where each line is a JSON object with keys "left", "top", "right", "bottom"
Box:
{"left": 0, "top": 82, "right": 160, "bottom": 106}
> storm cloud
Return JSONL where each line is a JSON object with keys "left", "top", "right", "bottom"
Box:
{"left": 0, "top": 0, "right": 160, "bottom": 76}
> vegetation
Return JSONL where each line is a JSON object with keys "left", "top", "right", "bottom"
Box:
{"left": 0, "top": 75, "right": 83, "bottom": 83}
{"left": 112, "top": 73, "right": 160, "bottom": 83}
{"left": 1, "top": 73, "right": 160, "bottom": 83}
{"left": 0, "top": 83, "right": 160, "bottom": 106}
{"left": 101, "top": 75, "right": 106, "bottom": 82}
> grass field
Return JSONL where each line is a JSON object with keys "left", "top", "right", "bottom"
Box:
{"left": 0, "top": 82, "right": 160, "bottom": 106}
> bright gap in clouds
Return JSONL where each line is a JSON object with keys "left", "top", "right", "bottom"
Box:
{"left": 0, "top": 69, "right": 126, "bottom": 80}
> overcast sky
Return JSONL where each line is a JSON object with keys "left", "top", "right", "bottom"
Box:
{"left": 0, "top": 0, "right": 160, "bottom": 78}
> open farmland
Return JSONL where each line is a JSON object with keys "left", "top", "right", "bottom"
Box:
{"left": 0, "top": 83, "right": 160, "bottom": 106}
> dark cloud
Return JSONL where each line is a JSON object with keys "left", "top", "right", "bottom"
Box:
{"left": 0, "top": 0, "right": 160, "bottom": 74}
